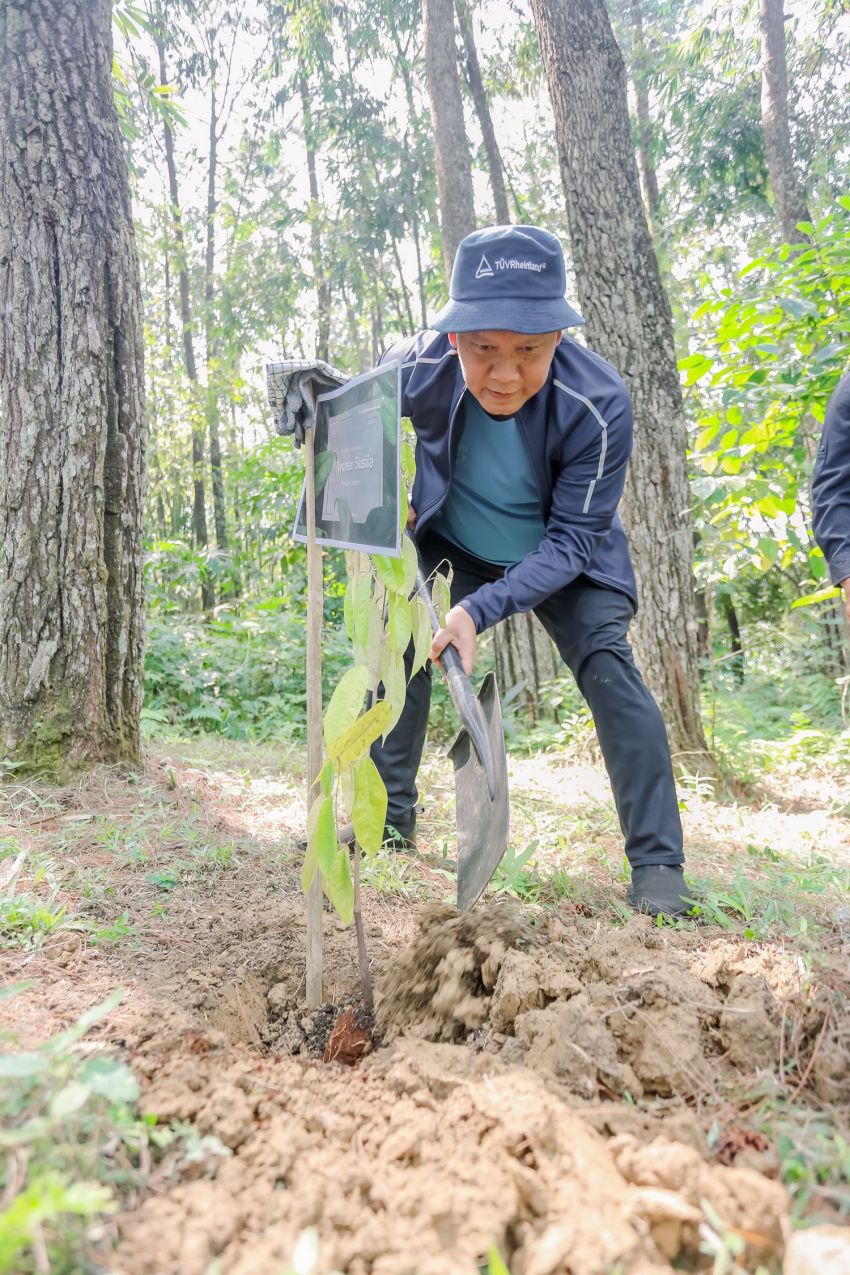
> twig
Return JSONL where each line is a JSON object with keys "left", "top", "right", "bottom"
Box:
{"left": 788, "top": 999, "right": 832, "bottom": 1102}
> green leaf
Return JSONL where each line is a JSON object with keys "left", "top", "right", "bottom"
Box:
{"left": 314, "top": 449, "right": 335, "bottom": 490}
{"left": 757, "top": 537, "right": 779, "bottom": 565}
{"left": 486, "top": 1246, "right": 511, "bottom": 1275}
{"left": 329, "top": 700, "right": 392, "bottom": 770}
{"left": 0, "top": 1052, "right": 47, "bottom": 1079}
{"left": 430, "top": 572, "right": 451, "bottom": 626}
{"left": 694, "top": 422, "right": 719, "bottom": 452}
{"left": 324, "top": 666, "right": 369, "bottom": 750}
{"left": 365, "top": 582, "right": 386, "bottom": 690}
{"left": 374, "top": 553, "right": 406, "bottom": 592}
{"left": 343, "top": 580, "right": 355, "bottom": 642}
{"left": 50, "top": 1081, "right": 91, "bottom": 1120}
{"left": 301, "top": 792, "right": 326, "bottom": 892}
{"left": 314, "top": 795, "right": 337, "bottom": 877}
{"left": 401, "top": 534, "right": 419, "bottom": 593}
{"left": 353, "top": 572, "right": 373, "bottom": 649}
{"left": 352, "top": 756, "right": 388, "bottom": 858}
{"left": 791, "top": 586, "right": 840, "bottom": 609}
{"left": 410, "top": 595, "right": 433, "bottom": 676}
{"left": 79, "top": 1057, "right": 140, "bottom": 1104}
{"left": 379, "top": 647, "right": 407, "bottom": 736}
{"left": 319, "top": 759, "right": 334, "bottom": 797}
{"left": 322, "top": 846, "right": 354, "bottom": 925}
{"left": 387, "top": 593, "right": 412, "bottom": 654}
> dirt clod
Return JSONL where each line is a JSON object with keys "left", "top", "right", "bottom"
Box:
{"left": 375, "top": 903, "right": 532, "bottom": 1042}
{"left": 324, "top": 1008, "right": 373, "bottom": 1065}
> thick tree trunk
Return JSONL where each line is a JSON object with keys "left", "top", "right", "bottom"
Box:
{"left": 157, "top": 36, "right": 214, "bottom": 611}
{"left": 205, "top": 81, "right": 229, "bottom": 561}
{"left": 0, "top": 0, "right": 147, "bottom": 766}
{"left": 455, "top": 0, "right": 511, "bottom": 224}
{"left": 628, "top": 0, "right": 660, "bottom": 229}
{"left": 422, "top": 0, "right": 476, "bottom": 278}
{"left": 759, "top": 0, "right": 810, "bottom": 244}
{"left": 530, "top": 0, "right": 711, "bottom": 770}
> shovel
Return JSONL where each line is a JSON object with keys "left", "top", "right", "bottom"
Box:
{"left": 415, "top": 563, "right": 510, "bottom": 910}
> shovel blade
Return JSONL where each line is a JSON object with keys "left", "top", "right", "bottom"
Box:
{"left": 448, "top": 671, "right": 510, "bottom": 910}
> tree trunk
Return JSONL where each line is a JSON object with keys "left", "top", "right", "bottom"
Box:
{"left": 157, "top": 34, "right": 214, "bottom": 610}
{"left": 628, "top": 0, "right": 660, "bottom": 229}
{"left": 455, "top": 0, "right": 510, "bottom": 224}
{"left": 0, "top": 0, "right": 147, "bottom": 767}
{"left": 759, "top": 0, "right": 810, "bottom": 244}
{"left": 300, "top": 76, "right": 331, "bottom": 361}
{"left": 530, "top": 0, "right": 712, "bottom": 770}
{"left": 205, "top": 79, "right": 229, "bottom": 563}
{"left": 422, "top": 0, "right": 476, "bottom": 279}
{"left": 494, "top": 612, "right": 562, "bottom": 726}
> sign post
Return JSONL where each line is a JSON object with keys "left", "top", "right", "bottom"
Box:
{"left": 303, "top": 419, "right": 324, "bottom": 1009}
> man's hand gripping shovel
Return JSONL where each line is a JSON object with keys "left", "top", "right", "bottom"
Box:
{"left": 414, "top": 550, "right": 510, "bottom": 909}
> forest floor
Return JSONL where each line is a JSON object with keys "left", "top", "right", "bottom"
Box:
{"left": 2, "top": 720, "right": 850, "bottom": 1275}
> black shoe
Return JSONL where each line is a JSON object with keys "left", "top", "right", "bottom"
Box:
{"left": 628, "top": 865, "right": 695, "bottom": 918}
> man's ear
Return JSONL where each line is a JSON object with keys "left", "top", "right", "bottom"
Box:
{"left": 448, "top": 333, "right": 458, "bottom": 348}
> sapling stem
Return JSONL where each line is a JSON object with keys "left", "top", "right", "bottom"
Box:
{"left": 352, "top": 846, "right": 374, "bottom": 1015}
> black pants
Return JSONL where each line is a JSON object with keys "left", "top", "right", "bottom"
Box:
{"left": 371, "top": 531, "right": 683, "bottom": 870}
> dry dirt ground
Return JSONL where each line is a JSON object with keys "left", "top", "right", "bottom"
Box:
{"left": 2, "top": 736, "right": 850, "bottom": 1274}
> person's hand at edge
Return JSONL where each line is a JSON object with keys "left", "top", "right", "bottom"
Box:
{"left": 407, "top": 503, "right": 416, "bottom": 530}
{"left": 430, "top": 605, "right": 476, "bottom": 676}
{"left": 842, "top": 578, "right": 850, "bottom": 627}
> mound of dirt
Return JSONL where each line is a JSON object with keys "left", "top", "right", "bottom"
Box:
{"left": 373, "top": 908, "right": 812, "bottom": 1104}
{"left": 119, "top": 1033, "right": 789, "bottom": 1275}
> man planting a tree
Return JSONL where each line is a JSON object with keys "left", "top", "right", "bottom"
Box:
{"left": 364, "top": 224, "right": 694, "bottom": 918}
{"left": 812, "top": 370, "right": 850, "bottom": 631}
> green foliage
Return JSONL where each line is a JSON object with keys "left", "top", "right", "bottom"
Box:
{"left": 684, "top": 204, "right": 850, "bottom": 595}
{"left": 0, "top": 990, "right": 144, "bottom": 1275}
{"left": 144, "top": 600, "right": 351, "bottom": 744}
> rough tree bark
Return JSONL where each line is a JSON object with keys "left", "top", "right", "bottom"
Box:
{"left": 530, "top": 0, "right": 712, "bottom": 769}
{"left": 156, "top": 33, "right": 214, "bottom": 610}
{"left": 759, "top": 0, "right": 811, "bottom": 244}
{"left": 455, "top": 0, "right": 511, "bottom": 224}
{"left": 0, "top": 0, "right": 147, "bottom": 766}
{"left": 204, "top": 76, "right": 229, "bottom": 563}
{"left": 422, "top": 0, "right": 476, "bottom": 278}
{"left": 628, "top": 0, "right": 660, "bottom": 229}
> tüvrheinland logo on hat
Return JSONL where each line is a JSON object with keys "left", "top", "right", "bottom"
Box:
{"left": 475, "top": 253, "right": 546, "bottom": 280}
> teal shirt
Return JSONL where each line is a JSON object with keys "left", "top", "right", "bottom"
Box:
{"left": 431, "top": 394, "right": 546, "bottom": 565}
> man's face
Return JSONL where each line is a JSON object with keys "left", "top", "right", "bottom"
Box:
{"left": 450, "top": 329, "right": 562, "bottom": 416}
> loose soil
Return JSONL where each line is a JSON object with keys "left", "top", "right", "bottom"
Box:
{"left": 2, "top": 742, "right": 850, "bottom": 1273}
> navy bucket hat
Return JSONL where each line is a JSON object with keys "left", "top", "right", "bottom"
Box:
{"left": 431, "top": 224, "right": 584, "bottom": 334}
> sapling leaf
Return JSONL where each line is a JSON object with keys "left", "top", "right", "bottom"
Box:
{"left": 379, "top": 647, "right": 407, "bottom": 736}
{"left": 352, "top": 756, "right": 388, "bottom": 857}
{"left": 353, "top": 572, "right": 372, "bottom": 648}
{"left": 319, "top": 759, "right": 334, "bottom": 797}
{"left": 373, "top": 554, "right": 407, "bottom": 592}
{"left": 343, "top": 580, "right": 354, "bottom": 641}
{"left": 387, "top": 592, "right": 411, "bottom": 654}
{"left": 411, "top": 596, "right": 433, "bottom": 676}
{"left": 324, "top": 666, "right": 369, "bottom": 750}
{"left": 329, "top": 701, "right": 392, "bottom": 770}
{"left": 401, "top": 534, "right": 418, "bottom": 592}
{"left": 314, "top": 796, "right": 337, "bottom": 877}
{"left": 431, "top": 571, "right": 451, "bottom": 626}
{"left": 302, "top": 791, "right": 326, "bottom": 892}
{"left": 323, "top": 846, "right": 354, "bottom": 924}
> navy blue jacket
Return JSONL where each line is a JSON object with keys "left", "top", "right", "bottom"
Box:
{"left": 812, "top": 371, "right": 850, "bottom": 587}
{"left": 381, "top": 330, "right": 637, "bottom": 632}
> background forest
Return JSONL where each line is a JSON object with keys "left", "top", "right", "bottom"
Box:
{"left": 116, "top": 0, "right": 849, "bottom": 762}
{"left": 3, "top": 2, "right": 850, "bottom": 1272}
